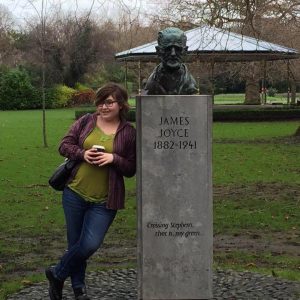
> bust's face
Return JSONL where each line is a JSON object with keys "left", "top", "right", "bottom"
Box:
{"left": 158, "top": 45, "right": 184, "bottom": 70}
{"left": 156, "top": 35, "right": 187, "bottom": 70}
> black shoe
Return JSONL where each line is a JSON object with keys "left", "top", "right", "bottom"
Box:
{"left": 45, "top": 266, "right": 64, "bottom": 300}
{"left": 73, "top": 287, "right": 90, "bottom": 300}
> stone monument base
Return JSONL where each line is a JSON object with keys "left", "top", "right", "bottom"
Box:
{"left": 137, "top": 95, "right": 213, "bottom": 300}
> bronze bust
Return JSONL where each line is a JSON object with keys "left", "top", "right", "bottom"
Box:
{"left": 143, "top": 27, "right": 197, "bottom": 95}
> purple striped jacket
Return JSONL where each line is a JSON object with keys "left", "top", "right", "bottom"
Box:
{"left": 58, "top": 112, "right": 136, "bottom": 210}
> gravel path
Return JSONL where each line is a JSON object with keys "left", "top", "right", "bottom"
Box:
{"left": 7, "top": 268, "right": 300, "bottom": 300}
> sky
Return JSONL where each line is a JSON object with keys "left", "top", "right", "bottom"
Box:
{"left": 0, "top": 0, "right": 162, "bottom": 26}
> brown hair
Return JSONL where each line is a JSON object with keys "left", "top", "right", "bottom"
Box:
{"left": 95, "top": 82, "right": 130, "bottom": 119}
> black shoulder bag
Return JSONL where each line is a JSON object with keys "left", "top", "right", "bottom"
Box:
{"left": 48, "top": 159, "right": 77, "bottom": 191}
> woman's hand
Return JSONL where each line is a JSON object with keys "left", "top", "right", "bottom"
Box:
{"left": 84, "top": 148, "right": 99, "bottom": 164}
{"left": 84, "top": 148, "right": 114, "bottom": 166}
{"left": 93, "top": 152, "right": 114, "bottom": 167}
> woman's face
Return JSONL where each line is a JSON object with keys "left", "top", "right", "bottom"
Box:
{"left": 97, "top": 95, "right": 122, "bottom": 122}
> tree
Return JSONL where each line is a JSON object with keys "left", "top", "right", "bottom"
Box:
{"left": 151, "top": 0, "right": 300, "bottom": 104}
{"left": 4, "top": 0, "right": 159, "bottom": 96}
{"left": 0, "top": 4, "right": 17, "bottom": 66}
{"left": 18, "top": 0, "right": 97, "bottom": 146}
{"left": 22, "top": 0, "right": 54, "bottom": 147}
{"left": 62, "top": 17, "right": 116, "bottom": 87}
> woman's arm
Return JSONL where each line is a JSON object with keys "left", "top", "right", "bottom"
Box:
{"left": 112, "top": 127, "right": 136, "bottom": 178}
{"left": 58, "top": 115, "right": 89, "bottom": 160}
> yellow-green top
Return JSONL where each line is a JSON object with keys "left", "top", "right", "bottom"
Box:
{"left": 68, "top": 127, "right": 114, "bottom": 202}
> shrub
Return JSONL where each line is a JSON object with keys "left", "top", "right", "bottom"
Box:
{"left": 0, "top": 68, "right": 40, "bottom": 110}
{"left": 52, "top": 84, "right": 76, "bottom": 108}
{"left": 213, "top": 108, "right": 300, "bottom": 121}
{"left": 71, "top": 89, "right": 96, "bottom": 107}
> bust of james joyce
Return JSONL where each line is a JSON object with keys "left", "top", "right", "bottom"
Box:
{"left": 143, "top": 27, "right": 197, "bottom": 95}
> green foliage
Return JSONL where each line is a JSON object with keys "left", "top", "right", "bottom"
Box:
{"left": 38, "top": 84, "right": 90, "bottom": 109}
{"left": 74, "top": 82, "right": 91, "bottom": 91}
{"left": 51, "top": 84, "right": 76, "bottom": 108}
{"left": 0, "top": 68, "right": 40, "bottom": 110}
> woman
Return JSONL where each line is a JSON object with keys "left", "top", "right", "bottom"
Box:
{"left": 45, "top": 83, "right": 136, "bottom": 300}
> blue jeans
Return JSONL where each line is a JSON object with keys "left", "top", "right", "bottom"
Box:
{"left": 54, "top": 188, "right": 117, "bottom": 289}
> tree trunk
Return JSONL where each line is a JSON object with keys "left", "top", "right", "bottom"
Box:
{"left": 41, "top": 10, "right": 48, "bottom": 148}
{"left": 42, "top": 57, "right": 48, "bottom": 148}
{"left": 244, "top": 63, "right": 261, "bottom": 105}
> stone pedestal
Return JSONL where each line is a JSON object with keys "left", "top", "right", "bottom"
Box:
{"left": 137, "top": 95, "right": 213, "bottom": 300}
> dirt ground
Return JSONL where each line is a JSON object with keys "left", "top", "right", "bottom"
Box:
{"left": 213, "top": 232, "right": 300, "bottom": 257}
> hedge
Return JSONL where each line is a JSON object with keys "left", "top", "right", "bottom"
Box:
{"left": 75, "top": 107, "right": 300, "bottom": 122}
{"left": 213, "top": 108, "right": 300, "bottom": 121}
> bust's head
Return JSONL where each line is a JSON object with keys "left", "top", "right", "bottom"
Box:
{"left": 156, "top": 27, "right": 188, "bottom": 70}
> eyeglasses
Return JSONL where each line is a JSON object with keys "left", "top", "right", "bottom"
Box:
{"left": 98, "top": 99, "right": 118, "bottom": 107}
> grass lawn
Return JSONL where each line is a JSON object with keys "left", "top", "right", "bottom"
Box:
{"left": 214, "top": 93, "right": 287, "bottom": 104}
{"left": 0, "top": 109, "right": 299, "bottom": 299}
